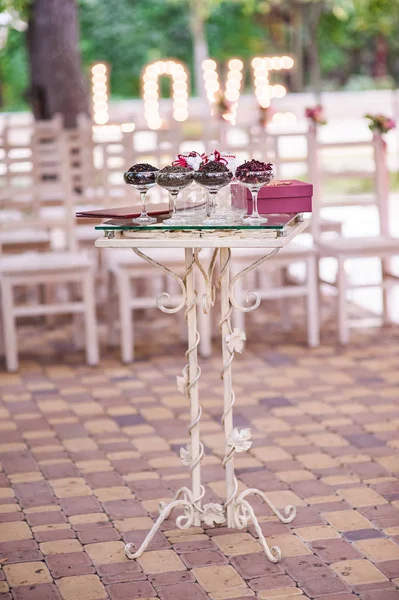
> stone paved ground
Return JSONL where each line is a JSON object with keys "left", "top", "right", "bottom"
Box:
{"left": 0, "top": 314, "right": 399, "bottom": 600}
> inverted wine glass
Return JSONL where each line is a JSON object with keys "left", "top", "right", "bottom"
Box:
{"left": 236, "top": 167, "right": 274, "bottom": 224}
{"left": 124, "top": 168, "right": 158, "bottom": 225}
{"left": 156, "top": 168, "right": 194, "bottom": 225}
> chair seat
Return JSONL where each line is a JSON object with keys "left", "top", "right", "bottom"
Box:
{"left": 76, "top": 225, "right": 101, "bottom": 242}
{"left": 105, "top": 247, "right": 190, "bottom": 273}
{"left": 317, "top": 235, "right": 399, "bottom": 257}
{"left": 0, "top": 229, "right": 50, "bottom": 245}
{"left": 319, "top": 217, "right": 342, "bottom": 233}
{"left": 0, "top": 209, "right": 25, "bottom": 223}
{"left": 1, "top": 251, "right": 93, "bottom": 274}
{"left": 232, "top": 234, "right": 316, "bottom": 261}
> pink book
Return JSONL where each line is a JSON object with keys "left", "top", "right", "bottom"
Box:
{"left": 76, "top": 202, "right": 170, "bottom": 219}
{"left": 247, "top": 180, "right": 312, "bottom": 214}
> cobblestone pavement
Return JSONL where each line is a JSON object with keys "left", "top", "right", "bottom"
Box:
{"left": 0, "top": 316, "right": 399, "bottom": 600}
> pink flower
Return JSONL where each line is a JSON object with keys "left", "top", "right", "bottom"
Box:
{"left": 365, "top": 113, "right": 395, "bottom": 135}
{"left": 305, "top": 105, "right": 326, "bottom": 125}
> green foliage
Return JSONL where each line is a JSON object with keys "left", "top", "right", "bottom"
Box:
{"left": 79, "top": 0, "right": 192, "bottom": 98}
{"left": 343, "top": 74, "right": 395, "bottom": 90}
{"left": 1, "top": 0, "right": 399, "bottom": 110}
{"left": 0, "top": 0, "right": 31, "bottom": 18}
{"left": 0, "top": 27, "right": 28, "bottom": 110}
{"left": 351, "top": 0, "right": 399, "bottom": 36}
{"left": 207, "top": 3, "right": 266, "bottom": 60}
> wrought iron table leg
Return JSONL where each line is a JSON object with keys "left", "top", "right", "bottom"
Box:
{"left": 219, "top": 246, "right": 297, "bottom": 562}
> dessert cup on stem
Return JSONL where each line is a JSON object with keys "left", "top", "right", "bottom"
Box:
{"left": 236, "top": 169, "right": 274, "bottom": 225}
{"left": 194, "top": 171, "right": 233, "bottom": 226}
{"left": 124, "top": 170, "right": 157, "bottom": 225}
{"left": 156, "top": 170, "right": 194, "bottom": 225}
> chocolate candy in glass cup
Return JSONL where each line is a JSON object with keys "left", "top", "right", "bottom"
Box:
{"left": 194, "top": 161, "right": 233, "bottom": 225}
{"left": 235, "top": 159, "right": 274, "bottom": 224}
{"left": 156, "top": 165, "right": 194, "bottom": 225}
{"left": 124, "top": 163, "right": 159, "bottom": 225}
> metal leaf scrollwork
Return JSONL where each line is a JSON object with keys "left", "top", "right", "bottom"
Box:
{"left": 229, "top": 248, "right": 280, "bottom": 313}
{"left": 194, "top": 248, "right": 219, "bottom": 314}
{"left": 132, "top": 248, "right": 186, "bottom": 314}
{"left": 223, "top": 427, "right": 252, "bottom": 467}
{"left": 180, "top": 445, "right": 192, "bottom": 467}
{"left": 176, "top": 366, "right": 189, "bottom": 395}
{"left": 227, "top": 428, "right": 252, "bottom": 453}
{"left": 225, "top": 328, "right": 246, "bottom": 353}
{"left": 201, "top": 503, "right": 226, "bottom": 526}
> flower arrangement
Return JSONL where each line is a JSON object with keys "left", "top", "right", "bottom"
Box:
{"left": 365, "top": 113, "right": 395, "bottom": 135}
{"left": 213, "top": 91, "right": 232, "bottom": 121}
{"left": 258, "top": 106, "right": 271, "bottom": 128}
{"left": 305, "top": 105, "right": 326, "bottom": 125}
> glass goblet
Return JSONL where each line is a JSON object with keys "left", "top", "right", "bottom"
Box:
{"left": 194, "top": 170, "right": 233, "bottom": 226}
{"left": 124, "top": 170, "right": 158, "bottom": 225}
{"left": 156, "top": 170, "right": 194, "bottom": 225}
{"left": 236, "top": 168, "right": 274, "bottom": 224}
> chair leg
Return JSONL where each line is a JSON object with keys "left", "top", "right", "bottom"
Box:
{"left": 0, "top": 303, "right": 3, "bottom": 358}
{"left": 1, "top": 279, "right": 18, "bottom": 371}
{"left": 278, "top": 267, "right": 292, "bottom": 332}
{"left": 317, "top": 256, "right": 323, "bottom": 323}
{"left": 106, "top": 270, "right": 119, "bottom": 348}
{"left": 117, "top": 270, "right": 134, "bottom": 364}
{"left": 44, "top": 283, "right": 57, "bottom": 327}
{"left": 82, "top": 271, "right": 99, "bottom": 366}
{"left": 381, "top": 257, "right": 391, "bottom": 325}
{"left": 337, "top": 256, "right": 349, "bottom": 345}
{"left": 306, "top": 255, "right": 320, "bottom": 348}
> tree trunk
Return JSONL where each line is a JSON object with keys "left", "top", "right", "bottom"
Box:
{"left": 373, "top": 33, "right": 388, "bottom": 79}
{"left": 26, "top": 0, "right": 89, "bottom": 128}
{"left": 307, "top": 3, "right": 323, "bottom": 98}
{"left": 189, "top": 3, "right": 209, "bottom": 106}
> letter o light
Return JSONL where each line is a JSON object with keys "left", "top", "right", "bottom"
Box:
{"left": 142, "top": 60, "right": 189, "bottom": 130}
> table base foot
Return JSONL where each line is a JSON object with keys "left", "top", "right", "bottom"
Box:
{"left": 124, "top": 486, "right": 226, "bottom": 559}
{"left": 231, "top": 488, "right": 297, "bottom": 563}
{"left": 124, "top": 493, "right": 197, "bottom": 559}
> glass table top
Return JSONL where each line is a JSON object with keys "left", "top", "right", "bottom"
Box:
{"left": 95, "top": 213, "right": 303, "bottom": 232}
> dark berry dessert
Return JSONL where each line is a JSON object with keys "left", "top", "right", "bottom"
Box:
{"left": 124, "top": 163, "right": 159, "bottom": 186}
{"left": 235, "top": 159, "right": 274, "bottom": 185}
{"left": 156, "top": 164, "right": 194, "bottom": 188}
{"left": 195, "top": 160, "right": 233, "bottom": 187}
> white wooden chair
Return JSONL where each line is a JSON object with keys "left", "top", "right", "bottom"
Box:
{"left": 230, "top": 235, "right": 320, "bottom": 348}
{"left": 245, "top": 124, "right": 342, "bottom": 236}
{"left": 306, "top": 122, "right": 380, "bottom": 239}
{"left": 104, "top": 247, "right": 212, "bottom": 363}
{"left": 0, "top": 117, "right": 65, "bottom": 254}
{"left": 313, "top": 131, "right": 399, "bottom": 343}
{"left": 0, "top": 129, "right": 99, "bottom": 371}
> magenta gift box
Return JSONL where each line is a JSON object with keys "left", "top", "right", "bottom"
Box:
{"left": 246, "top": 180, "right": 312, "bottom": 214}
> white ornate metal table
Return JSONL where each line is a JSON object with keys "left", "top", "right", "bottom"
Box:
{"left": 95, "top": 213, "right": 306, "bottom": 563}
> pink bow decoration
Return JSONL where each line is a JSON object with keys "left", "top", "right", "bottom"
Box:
{"left": 211, "top": 150, "right": 228, "bottom": 165}
{"left": 173, "top": 151, "right": 206, "bottom": 169}
{"left": 172, "top": 154, "right": 189, "bottom": 167}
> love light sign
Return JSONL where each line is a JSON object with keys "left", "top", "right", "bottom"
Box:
{"left": 89, "top": 56, "right": 295, "bottom": 129}
{"left": 141, "top": 55, "right": 294, "bottom": 129}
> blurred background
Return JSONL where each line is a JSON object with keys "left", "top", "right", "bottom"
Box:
{"left": 2, "top": 6, "right": 399, "bottom": 594}
{"left": 1, "top": 0, "right": 399, "bottom": 121}
{"left": 1, "top": 0, "right": 399, "bottom": 371}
